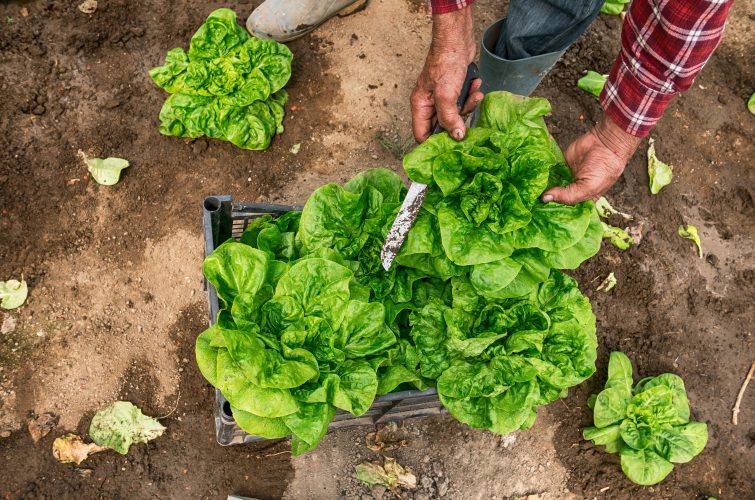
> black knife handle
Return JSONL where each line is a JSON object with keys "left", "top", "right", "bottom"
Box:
{"left": 431, "top": 62, "right": 480, "bottom": 135}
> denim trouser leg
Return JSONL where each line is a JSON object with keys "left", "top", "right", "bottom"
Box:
{"left": 477, "top": 0, "right": 604, "bottom": 96}
{"left": 495, "top": 0, "right": 606, "bottom": 60}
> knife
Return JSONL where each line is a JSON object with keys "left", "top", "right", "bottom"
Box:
{"left": 380, "top": 62, "right": 479, "bottom": 271}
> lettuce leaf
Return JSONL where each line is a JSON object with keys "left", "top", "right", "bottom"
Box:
{"left": 577, "top": 71, "right": 607, "bottom": 97}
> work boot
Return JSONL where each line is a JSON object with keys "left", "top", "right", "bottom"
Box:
{"left": 478, "top": 18, "right": 566, "bottom": 97}
{"left": 247, "top": 0, "right": 368, "bottom": 42}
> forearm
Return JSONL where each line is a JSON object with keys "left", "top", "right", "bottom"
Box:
{"left": 600, "top": 0, "right": 734, "bottom": 137}
{"left": 430, "top": 5, "right": 475, "bottom": 59}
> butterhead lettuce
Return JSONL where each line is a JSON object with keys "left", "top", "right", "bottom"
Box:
{"left": 149, "top": 8, "right": 292, "bottom": 150}
{"left": 402, "top": 92, "right": 601, "bottom": 299}
{"left": 583, "top": 352, "right": 708, "bottom": 485}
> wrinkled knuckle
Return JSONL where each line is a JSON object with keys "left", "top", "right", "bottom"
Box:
{"left": 435, "top": 87, "right": 458, "bottom": 103}
{"left": 437, "top": 108, "right": 458, "bottom": 121}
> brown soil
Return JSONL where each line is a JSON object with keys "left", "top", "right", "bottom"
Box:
{"left": 1, "top": 1, "right": 752, "bottom": 499}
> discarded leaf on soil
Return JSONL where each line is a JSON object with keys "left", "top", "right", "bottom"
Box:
{"left": 355, "top": 457, "right": 417, "bottom": 491}
{"left": 678, "top": 225, "right": 703, "bottom": 258}
{"left": 647, "top": 138, "right": 673, "bottom": 195}
{"left": 52, "top": 434, "right": 107, "bottom": 465}
{"left": 86, "top": 157, "right": 130, "bottom": 186}
{"left": 0, "top": 278, "right": 28, "bottom": 309}
{"left": 577, "top": 71, "right": 607, "bottom": 97}
{"left": 88, "top": 401, "right": 166, "bottom": 454}
{"left": 602, "top": 222, "right": 633, "bottom": 250}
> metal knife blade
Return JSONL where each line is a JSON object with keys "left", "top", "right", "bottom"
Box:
{"left": 380, "top": 62, "right": 479, "bottom": 271}
{"left": 380, "top": 181, "right": 427, "bottom": 270}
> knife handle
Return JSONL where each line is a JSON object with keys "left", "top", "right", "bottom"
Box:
{"left": 431, "top": 62, "right": 480, "bottom": 135}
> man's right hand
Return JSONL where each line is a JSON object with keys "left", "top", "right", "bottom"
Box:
{"left": 411, "top": 7, "right": 483, "bottom": 143}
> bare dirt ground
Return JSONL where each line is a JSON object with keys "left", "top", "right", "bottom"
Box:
{"left": 0, "top": 1, "right": 753, "bottom": 498}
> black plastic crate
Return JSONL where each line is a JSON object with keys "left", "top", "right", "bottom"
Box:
{"left": 202, "top": 195, "right": 444, "bottom": 446}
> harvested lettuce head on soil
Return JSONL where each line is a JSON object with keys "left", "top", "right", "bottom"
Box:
{"left": 196, "top": 92, "right": 602, "bottom": 454}
{"left": 583, "top": 352, "right": 708, "bottom": 485}
{"left": 149, "top": 8, "right": 292, "bottom": 150}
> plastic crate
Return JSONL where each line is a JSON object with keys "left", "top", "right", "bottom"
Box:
{"left": 202, "top": 195, "right": 444, "bottom": 446}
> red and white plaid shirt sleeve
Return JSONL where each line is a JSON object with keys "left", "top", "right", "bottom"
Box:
{"left": 600, "top": 0, "right": 734, "bottom": 137}
{"left": 429, "top": 0, "right": 474, "bottom": 15}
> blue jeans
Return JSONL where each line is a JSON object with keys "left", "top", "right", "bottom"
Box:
{"left": 494, "top": 0, "right": 606, "bottom": 60}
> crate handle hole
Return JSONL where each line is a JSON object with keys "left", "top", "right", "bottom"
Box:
{"left": 204, "top": 196, "right": 222, "bottom": 212}
{"left": 222, "top": 401, "right": 233, "bottom": 418}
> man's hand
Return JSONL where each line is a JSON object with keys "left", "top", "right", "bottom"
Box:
{"left": 411, "top": 7, "right": 483, "bottom": 143}
{"left": 542, "top": 114, "right": 642, "bottom": 204}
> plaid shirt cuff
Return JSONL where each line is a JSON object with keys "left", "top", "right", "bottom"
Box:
{"left": 599, "top": 54, "right": 675, "bottom": 138}
{"left": 429, "top": 0, "right": 474, "bottom": 15}
{"left": 599, "top": 0, "right": 733, "bottom": 138}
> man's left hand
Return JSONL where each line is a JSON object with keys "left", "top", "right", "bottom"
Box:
{"left": 542, "top": 114, "right": 642, "bottom": 204}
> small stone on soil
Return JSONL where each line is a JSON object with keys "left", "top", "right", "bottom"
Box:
{"left": 1, "top": 316, "right": 17, "bottom": 335}
{"left": 192, "top": 140, "right": 208, "bottom": 155}
{"left": 371, "top": 485, "right": 386, "bottom": 500}
{"left": 436, "top": 478, "right": 449, "bottom": 497}
{"left": 420, "top": 476, "right": 434, "bottom": 490}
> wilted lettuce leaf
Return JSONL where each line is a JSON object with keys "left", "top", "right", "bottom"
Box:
{"left": 0, "top": 278, "right": 28, "bottom": 310}
{"left": 678, "top": 225, "right": 703, "bottom": 258}
{"left": 595, "top": 196, "right": 632, "bottom": 220}
{"left": 88, "top": 401, "right": 166, "bottom": 454}
{"left": 647, "top": 138, "right": 673, "bottom": 194}
{"left": 86, "top": 157, "right": 129, "bottom": 186}
{"left": 355, "top": 457, "right": 417, "bottom": 490}
{"left": 149, "top": 8, "right": 292, "bottom": 150}
{"left": 577, "top": 71, "right": 607, "bottom": 97}
{"left": 602, "top": 222, "right": 633, "bottom": 251}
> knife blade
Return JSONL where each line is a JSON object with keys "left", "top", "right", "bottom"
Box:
{"left": 380, "top": 62, "right": 479, "bottom": 271}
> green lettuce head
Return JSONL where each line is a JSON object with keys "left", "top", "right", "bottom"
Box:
{"left": 149, "top": 8, "right": 292, "bottom": 150}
